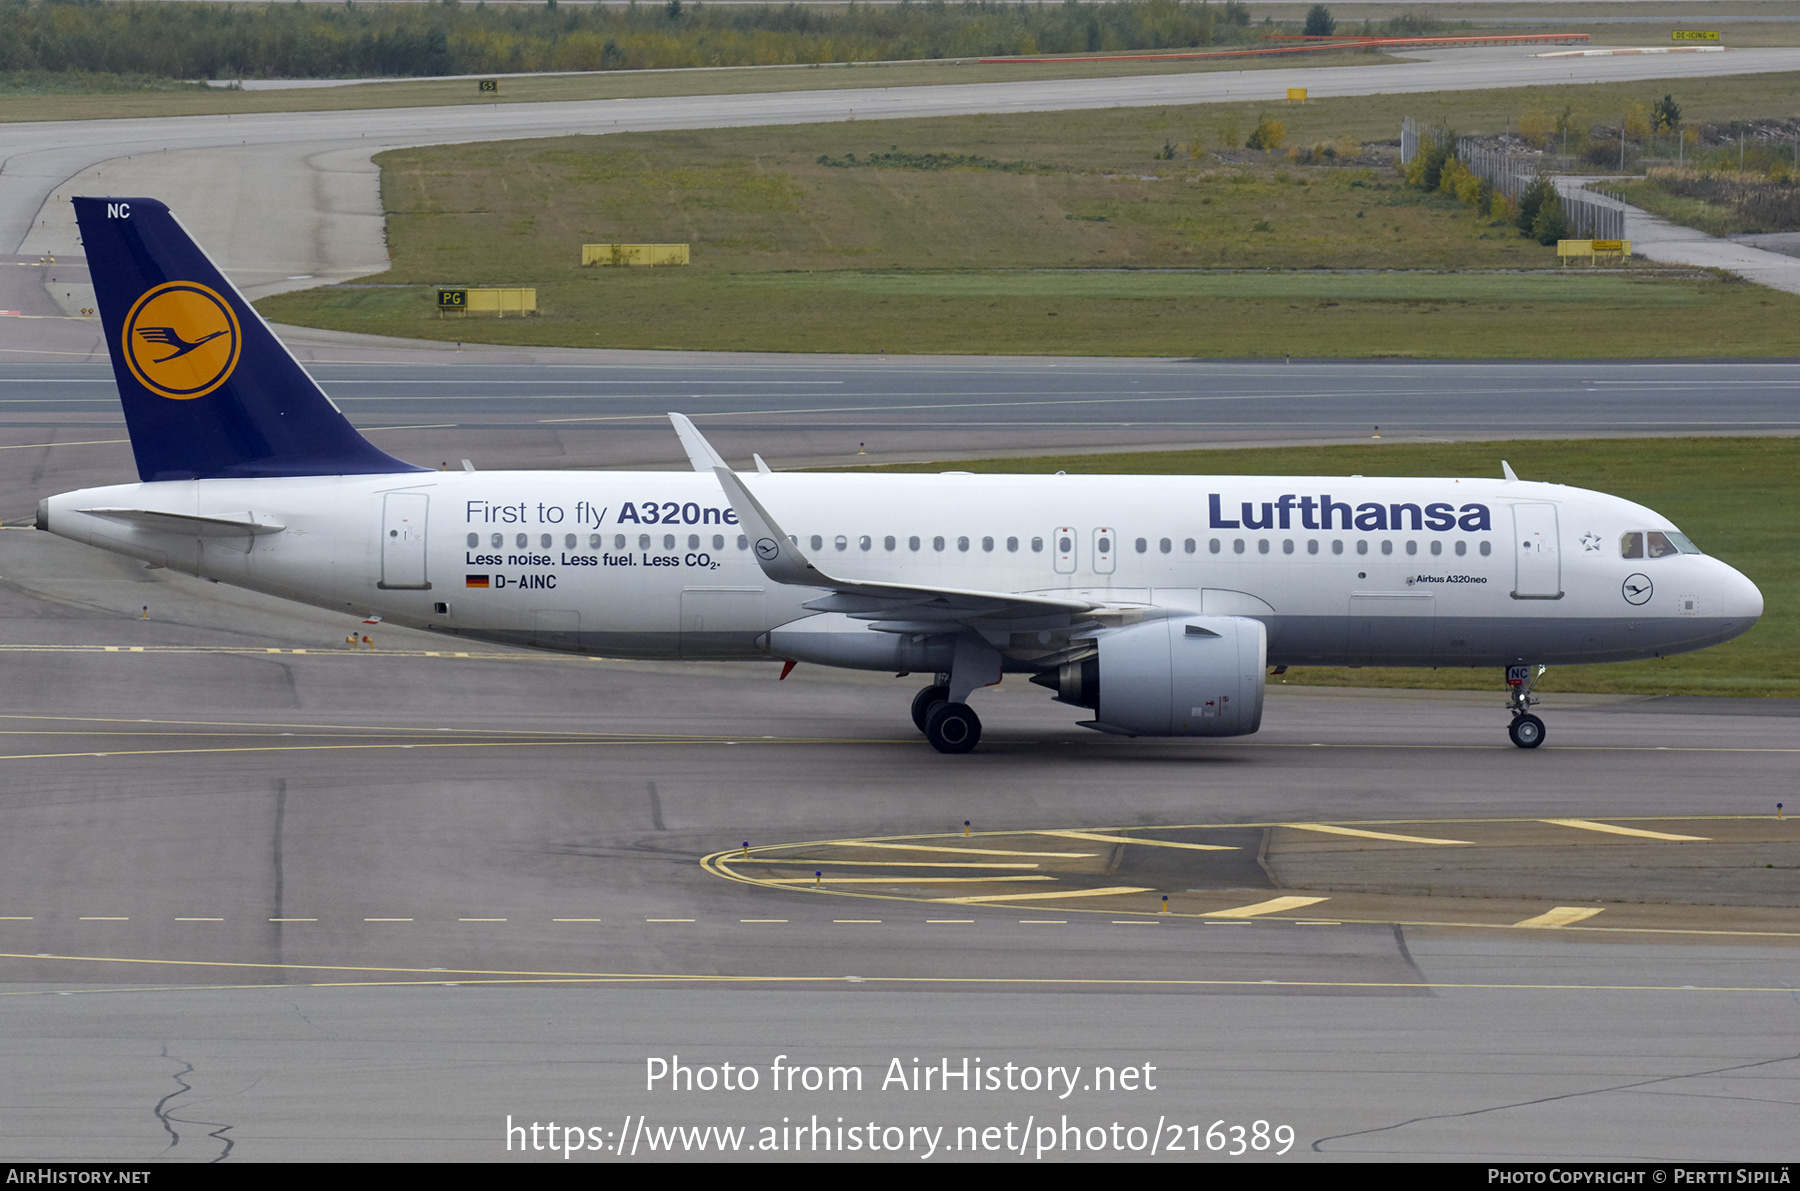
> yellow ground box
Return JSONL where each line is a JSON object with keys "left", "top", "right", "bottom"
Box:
{"left": 582, "top": 243, "right": 691, "bottom": 267}
{"left": 1286, "top": 88, "right": 1307, "bottom": 103}
{"left": 1557, "top": 240, "right": 1631, "bottom": 264}
{"left": 438, "top": 287, "right": 537, "bottom": 316}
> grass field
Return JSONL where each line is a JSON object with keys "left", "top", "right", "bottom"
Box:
{"left": 849, "top": 436, "right": 1799, "bottom": 698}
{"left": 258, "top": 96, "right": 1800, "bottom": 358}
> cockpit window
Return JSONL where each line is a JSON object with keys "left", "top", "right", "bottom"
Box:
{"left": 1647, "top": 531, "right": 1702, "bottom": 558}
{"left": 1663, "top": 531, "right": 1702, "bottom": 555}
{"left": 1626, "top": 530, "right": 1702, "bottom": 559}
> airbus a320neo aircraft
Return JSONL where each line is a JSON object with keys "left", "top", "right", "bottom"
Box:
{"left": 39, "top": 198, "right": 1763, "bottom": 753}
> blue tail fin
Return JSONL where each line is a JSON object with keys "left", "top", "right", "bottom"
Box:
{"left": 73, "top": 197, "right": 425, "bottom": 482}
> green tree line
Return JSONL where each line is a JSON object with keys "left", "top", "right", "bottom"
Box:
{"left": 0, "top": 0, "right": 1256, "bottom": 79}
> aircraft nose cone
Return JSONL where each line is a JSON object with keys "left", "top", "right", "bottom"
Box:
{"left": 1719, "top": 562, "right": 1763, "bottom": 625}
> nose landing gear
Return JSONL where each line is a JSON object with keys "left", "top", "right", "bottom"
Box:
{"left": 1506, "top": 664, "right": 1547, "bottom": 749}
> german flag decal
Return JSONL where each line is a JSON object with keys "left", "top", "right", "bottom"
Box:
{"left": 465, "top": 574, "right": 491, "bottom": 589}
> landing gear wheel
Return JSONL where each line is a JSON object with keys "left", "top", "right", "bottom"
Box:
{"left": 925, "top": 701, "right": 982, "bottom": 754}
{"left": 1508, "top": 713, "right": 1546, "bottom": 749}
{"left": 910, "top": 684, "right": 950, "bottom": 734}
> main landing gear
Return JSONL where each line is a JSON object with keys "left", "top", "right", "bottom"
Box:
{"left": 1506, "top": 663, "right": 1547, "bottom": 749}
{"left": 911, "top": 676, "right": 982, "bottom": 754}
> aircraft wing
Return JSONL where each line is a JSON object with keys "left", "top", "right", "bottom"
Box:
{"left": 669, "top": 413, "right": 731, "bottom": 473}
{"left": 711, "top": 466, "right": 1101, "bottom": 630}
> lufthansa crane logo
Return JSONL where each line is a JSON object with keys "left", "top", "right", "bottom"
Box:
{"left": 121, "top": 281, "right": 242, "bottom": 400}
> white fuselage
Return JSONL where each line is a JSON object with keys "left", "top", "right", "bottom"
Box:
{"left": 42, "top": 470, "right": 1763, "bottom": 671}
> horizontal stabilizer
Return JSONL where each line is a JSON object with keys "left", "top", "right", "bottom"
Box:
{"left": 78, "top": 508, "right": 286, "bottom": 536}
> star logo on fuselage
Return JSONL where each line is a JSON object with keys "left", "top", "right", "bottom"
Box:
{"left": 1579, "top": 532, "right": 1602, "bottom": 552}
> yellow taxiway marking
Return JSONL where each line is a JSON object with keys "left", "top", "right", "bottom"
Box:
{"left": 269, "top": 918, "right": 316, "bottom": 922}
{"left": 762, "top": 875, "right": 1052, "bottom": 885}
{"left": 1202, "top": 896, "right": 1331, "bottom": 919}
{"left": 78, "top": 917, "right": 128, "bottom": 921}
{"left": 833, "top": 919, "right": 881, "bottom": 924}
{"left": 363, "top": 918, "right": 413, "bottom": 923}
{"left": 1020, "top": 919, "right": 1067, "bottom": 924}
{"left": 460, "top": 918, "right": 508, "bottom": 923}
{"left": 173, "top": 918, "right": 223, "bottom": 922}
{"left": 0, "top": 438, "right": 129, "bottom": 452}
{"left": 935, "top": 885, "right": 1153, "bottom": 905}
{"left": 739, "top": 919, "right": 788, "bottom": 923}
{"left": 731, "top": 858, "right": 1039, "bottom": 869}
{"left": 1284, "top": 823, "right": 1473, "bottom": 845}
{"left": 4, "top": 951, "right": 1798, "bottom": 995}
{"left": 926, "top": 919, "right": 974, "bottom": 923}
{"left": 0, "top": 917, "right": 34, "bottom": 921}
{"left": 1113, "top": 920, "right": 1160, "bottom": 925}
{"left": 1515, "top": 907, "right": 1607, "bottom": 928}
{"left": 1541, "top": 819, "right": 1710, "bottom": 842}
{"left": 551, "top": 918, "right": 602, "bottom": 923}
{"left": 646, "top": 918, "right": 695, "bottom": 923}
{"left": 820, "top": 841, "right": 1093, "bottom": 858}
{"left": 1036, "top": 830, "right": 1236, "bottom": 852}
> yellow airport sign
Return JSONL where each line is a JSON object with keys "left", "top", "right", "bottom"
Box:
{"left": 1672, "top": 30, "right": 1720, "bottom": 41}
{"left": 1286, "top": 88, "right": 1307, "bottom": 103}
{"left": 437, "top": 287, "right": 536, "bottom": 316}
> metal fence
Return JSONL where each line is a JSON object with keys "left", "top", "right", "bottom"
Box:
{"left": 1438, "top": 131, "right": 1628, "bottom": 240}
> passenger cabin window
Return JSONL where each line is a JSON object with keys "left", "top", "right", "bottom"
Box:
{"left": 515, "top": 533, "right": 528, "bottom": 549}
{"left": 663, "top": 534, "right": 675, "bottom": 549}
{"left": 639, "top": 534, "right": 651, "bottom": 550}
{"left": 1135, "top": 538, "right": 1147, "bottom": 554}
{"left": 590, "top": 534, "right": 602, "bottom": 549}
{"left": 491, "top": 533, "right": 503, "bottom": 549}
{"left": 467, "top": 533, "right": 479, "bottom": 548}
{"left": 1007, "top": 537, "right": 1019, "bottom": 552}
{"left": 540, "top": 534, "right": 552, "bottom": 549}
{"left": 1184, "top": 539, "right": 1196, "bottom": 554}
{"left": 859, "top": 536, "right": 871, "bottom": 551}
{"left": 713, "top": 535, "right": 724, "bottom": 549}
{"left": 957, "top": 536, "right": 970, "bottom": 552}
{"left": 1159, "top": 538, "right": 1171, "bottom": 554}
{"left": 617, "top": 534, "right": 628, "bottom": 549}
{"left": 884, "top": 536, "right": 896, "bottom": 551}
{"left": 982, "top": 536, "right": 994, "bottom": 552}
{"left": 565, "top": 534, "right": 577, "bottom": 549}
{"left": 1031, "top": 537, "right": 1043, "bottom": 553}
{"left": 910, "top": 536, "right": 921, "bottom": 551}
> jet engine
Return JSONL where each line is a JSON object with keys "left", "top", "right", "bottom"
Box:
{"left": 1031, "top": 616, "right": 1267, "bottom": 737}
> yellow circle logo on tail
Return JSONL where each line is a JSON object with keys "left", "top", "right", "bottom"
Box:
{"left": 121, "top": 282, "right": 241, "bottom": 400}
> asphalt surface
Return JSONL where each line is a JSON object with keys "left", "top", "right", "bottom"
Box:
{"left": 0, "top": 477, "right": 1793, "bottom": 1161}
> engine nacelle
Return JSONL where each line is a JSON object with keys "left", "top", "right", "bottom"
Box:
{"left": 1035, "top": 615, "right": 1266, "bottom": 737}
